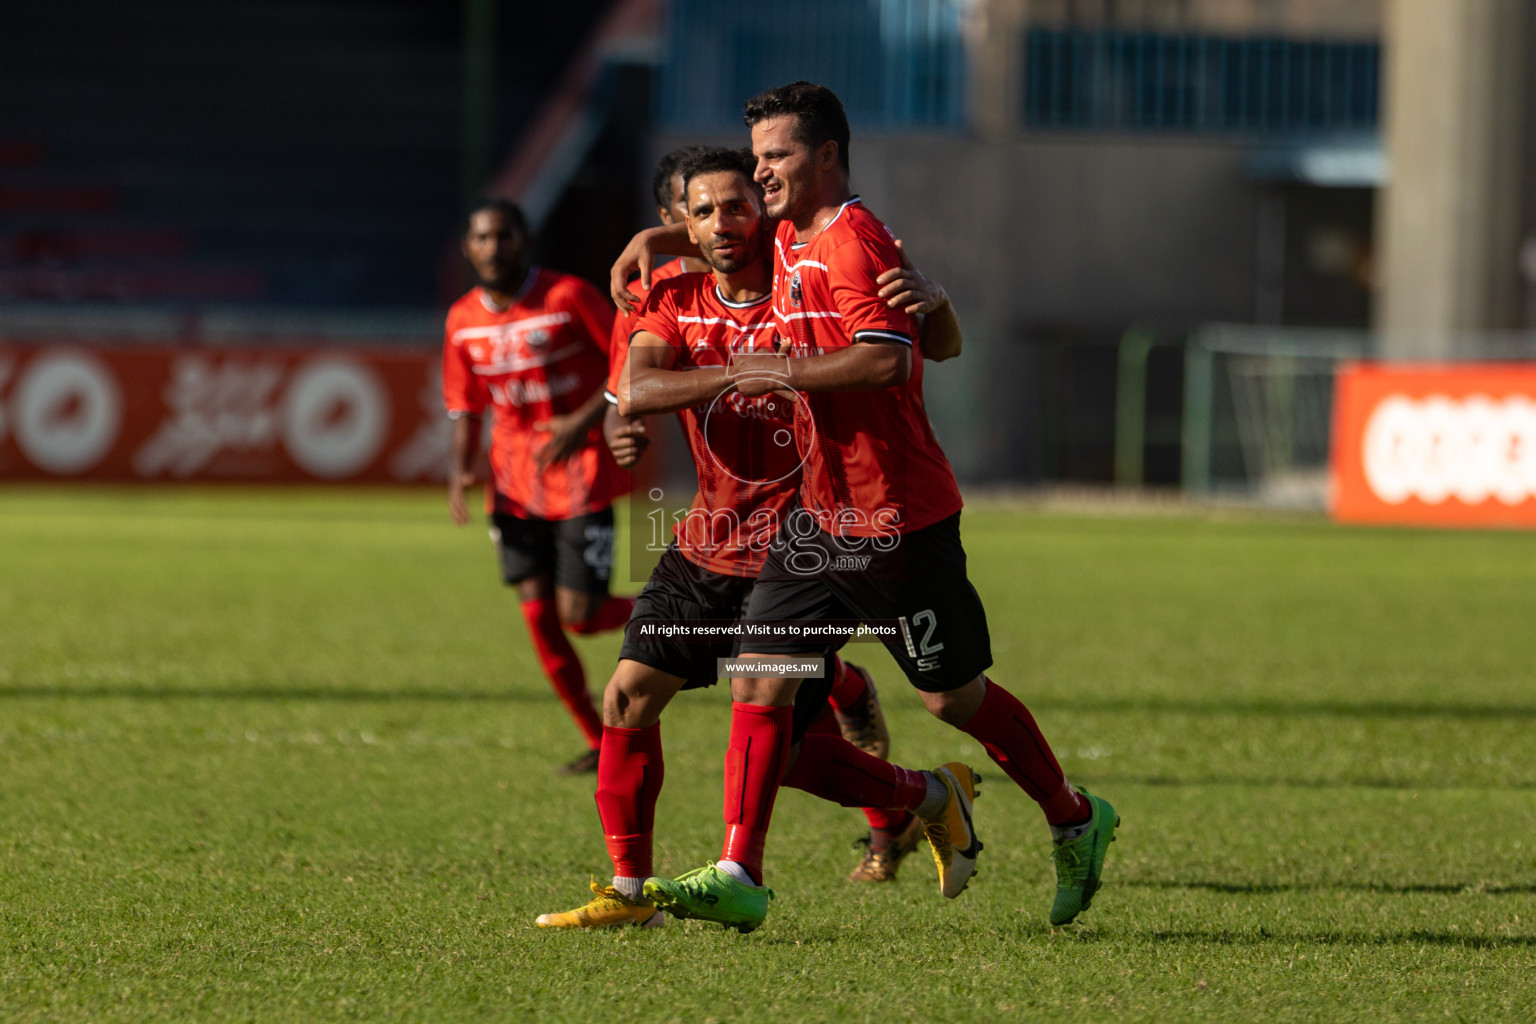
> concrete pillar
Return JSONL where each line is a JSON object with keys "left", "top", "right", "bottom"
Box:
{"left": 1375, "top": 0, "right": 1529, "bottom": 353}
{"left": 968, "top": 0, "right": 1030, "bottom": 141}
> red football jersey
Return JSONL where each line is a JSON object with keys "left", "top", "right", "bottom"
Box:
{"left": 772, "top": 198, "right": 964, "bottom": 536}
{"left": 442, "top": 268, "right": 628, "bottom": 520}
{"left": 633, "top": 275, "right": 799, "bottom": 576}
{"left": 605, "top": 257, "right": 703, "bottom": 401}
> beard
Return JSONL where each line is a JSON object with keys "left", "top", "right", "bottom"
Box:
{"left": 702, "top": 237, "right": 758, "bottom": 275}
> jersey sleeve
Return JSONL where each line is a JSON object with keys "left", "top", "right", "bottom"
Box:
{"left": 631, "top": 281, "right": 688, "bottom": 357}
{"left": 606, "top": 308, "right": 637, "bottom": 402}
{"left": 441, "top": 313, "right": 486, "bottom": 418}
{"left": 828, "top": 236, "right": 915, "bottom": 346}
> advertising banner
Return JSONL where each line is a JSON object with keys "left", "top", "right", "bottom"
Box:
{"left": 1330, "top": 362, "right": 1536, "bottom": 527}
{"left": 0, "top": 344, "right": 449, "bottom": 483}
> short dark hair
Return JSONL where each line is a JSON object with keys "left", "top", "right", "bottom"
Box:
{"left": 464, "top": 197, "right": 528, "bottom": 238}
{"left": 652, "top": 146, "right": 711, "bottom": 210}
{"left": 742, "top": 81, "right": 850, "bottom": 174}
{"left": 678, "top": 147, "right": 758, "bottom": 198}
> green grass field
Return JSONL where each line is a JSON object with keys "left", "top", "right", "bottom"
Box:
{"left": 1, "top": 488, "right": 1533, "bottom": 1023}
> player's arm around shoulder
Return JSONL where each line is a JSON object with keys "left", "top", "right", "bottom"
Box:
{"left": 875, "top": 239, "right": 962, "bottom": 362}
{"left": 609, "top": 222, "right": 698, "bottom": 312}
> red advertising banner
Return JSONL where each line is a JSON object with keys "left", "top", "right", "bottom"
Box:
{"left": 1330, "top": 362, "right": 1536, "bottom": 527}
{"left": 0, "top": 343, "right": 449, "bottom": 483}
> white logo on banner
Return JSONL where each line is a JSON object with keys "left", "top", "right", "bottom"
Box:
{"left": 388, "top": 363, "right": 451, "bottom": 482}
{"left": 281, "top": 358, "right": 389, "bottom": 478}
{"left": 1362, "top": 394, "right": 1536, "bottom": 505}
{"left": 11, "top": 352, "right": 122, "bottom": 474}
{"left": 134, "top": 356, "right": 285, "bottom": 477}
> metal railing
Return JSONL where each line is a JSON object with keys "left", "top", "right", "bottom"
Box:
{"left": 656, "top": 0, "right": 967, "bottom": 132}
{"left": 1025, "top": 29, "right": 1380, "bottom": 136}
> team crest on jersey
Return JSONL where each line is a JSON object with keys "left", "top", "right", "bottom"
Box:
{"left": 525, "top": 328, "right": 551, "bottom": 348}
{"left": 790, "top": 269, "right": 803, "bottom": 308}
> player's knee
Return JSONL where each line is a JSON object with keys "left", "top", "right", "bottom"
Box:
{"left": 601, "top": 681, "right": 629, "bottom": 727}
{"left": 730, "top": 675, "right": 800, "bottom": 706}
{"left": 921, "top": 674, "right": 988, "bottom": 726}
{"left": 604, "top": 663, "right": 678, "bottom": 728}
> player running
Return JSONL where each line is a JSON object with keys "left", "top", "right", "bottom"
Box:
{"left": 444, "top": 198, "right": 635, "bottom": 775}
{"left": 627, "top": 84, "right": 1120, "bottom": 932}
{"left": 534, "top": 148, "right": 980, "bottom": 932}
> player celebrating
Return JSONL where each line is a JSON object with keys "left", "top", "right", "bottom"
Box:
{"left": 444, "top": 198, "right": 635, "bottom": 775}
{"left": 604, "top": 151, "right": 914, "bottom": 883}
{"left": 534, "top": 148, "right": 979, "bottom": 932}
{"left": 637, "top": 84, "right": 1119, "bottom": 931}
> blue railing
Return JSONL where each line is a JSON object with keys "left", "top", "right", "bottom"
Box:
{"left": 656, "top": 0, "right": 966, "bottom": 132}
{"left": 1024, "top": 29, "right": 1380, "bottom": 135}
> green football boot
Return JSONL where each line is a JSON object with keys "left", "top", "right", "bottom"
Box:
{"left": 1049, "top": 787, "right": 1120, "bottom": 926}
{"left": 643, "top": 863, "right": 774, "bottom": 933}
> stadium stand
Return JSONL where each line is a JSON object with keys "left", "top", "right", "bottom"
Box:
{"left": 0, "top": 0, "right": 610, "bottom": 309}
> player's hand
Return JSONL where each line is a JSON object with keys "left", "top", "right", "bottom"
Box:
{"left": 533, "top": 413, "right": 589, "bottom": 471}
{"left": 604, "top": 407, "right": 650, "bottom": 469}
{"left": 876, "top": 239, "right": 949, "bottom": 315}
{"left": 447, "top": 469, "right": 476, "bottom": 526}
{"left": 728, "top": 351, "right": 793, "bottom": 398}
{"left": 609, "top": 228, "right": 665, "bottom": 313}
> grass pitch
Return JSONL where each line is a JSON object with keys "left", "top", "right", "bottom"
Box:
{"left": 1, "top": 487, "right": 1533, "bottom": 1023}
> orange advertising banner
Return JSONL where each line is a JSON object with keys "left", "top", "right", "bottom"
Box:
{"left": 1330, "top": 362, "right": 1536, "bottom": 527}
{"left": 0, "top": 343, "right": 449, "bottom": 483}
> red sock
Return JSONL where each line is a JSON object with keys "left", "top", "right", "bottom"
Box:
{"left": 720, "top": 702, "right": 793, "bottom": 885}
{"left": 864, "top": 807, "right": 911, "bottom": 831}
{"left": 960, "top": 678, "right": 1089, "bottom": 825}
{"left": 826, "top": 657, "right": 868, "bottom": 712}
{"left": 781, "top": 732, "right": 929, "bottom": 812}
{"left": 565, "top": 595, "right": 635, "bottom": 635}
{"left": 797, "top": 700, "right": 904, "bottom": 829}
{"left": 804, "top": 704, "right": 840, "bottom": 736}
{"left": 594, "top": 724, "right": 664, "bottom": 879}
{"left": 520, "top": 598, "right": 603, "bottom": 749}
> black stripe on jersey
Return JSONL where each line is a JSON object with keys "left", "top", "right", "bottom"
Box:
{"left": 715, "top": 285, "right": 772, "bottom": 310}
{"left": 852, "top": 329, "right": 913, "bottom": 346}
{"left": 603, "top": 389, "right": 619, "bottom": 405}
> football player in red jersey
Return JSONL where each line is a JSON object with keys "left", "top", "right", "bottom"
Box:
{"left": 535, "top": 148, "right": 975, "bottom": 931}
{"left": 606, "top": 150, "right": 911, "bottom": 862}
{"left": 444, "top": 198, "right": 636, "bottom": 775}
{"left": 630, "top": 84, "right": 1120, "bottom": 932}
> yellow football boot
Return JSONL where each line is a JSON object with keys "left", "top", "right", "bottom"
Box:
{"left": 921, "top": 763, "right": 983, "bottom": 898}
{"left": 535, "top": 880, "right": 666, "bottom": 929}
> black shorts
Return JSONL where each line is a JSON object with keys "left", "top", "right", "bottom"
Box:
{"left": 490, "top": 508, "right": 614, "bottom": 594}
{"left": 740, "top": 506, "right": 992, "bottom": 692}
{"left": 618, "top": 543, "right": 833, "bottom": 742}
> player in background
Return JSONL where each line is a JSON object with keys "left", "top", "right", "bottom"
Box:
{"left": 605, "top": 150, "right": 917, "bottom": 881}
{"left": 535, "top": 148, "right": 977, "bottom": 932}
{"left": 632, "top": 83, "right": 1119, "bottom": 932}
{"left": 444, "top": 198, "right": 635, "bottom": 775}
{"left": 601, "top": 146, "right": 712, "bottom": 472}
